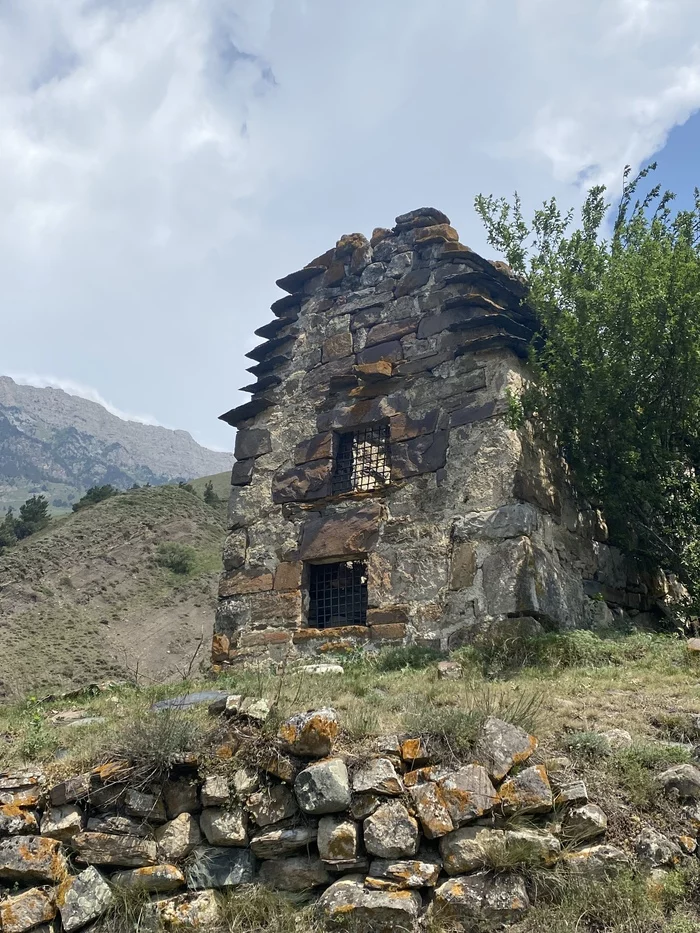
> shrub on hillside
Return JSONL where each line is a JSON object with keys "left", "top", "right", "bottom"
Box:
{"left": 72, "top": 485, "right": 120, "bottom": 511}
{"left": 155, "top": 541, "right": 197, "bottom": 575}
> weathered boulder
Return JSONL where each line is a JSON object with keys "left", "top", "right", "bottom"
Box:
{"left": 201, "top": 775, "right": 229, "bottom": 808}
{"left": 351, "top": 792, "right": 383, "bottom": 821}
{"left": 554, "top": 781, "right": 588, "bottom": 807}
{"left": 86, "top": 814, "right": 150, "bottom": 838}
{"left": 112, "top": 864, "right": 186, "bottom": 892}
{"left": 473, "top": 716, "right": 538, "bottom": 781}
{"left": 186, "top": 847, "right": 255, "bottom": 890}
{"left": 563, "top": 844, "right": 629, "bottom": 879}
{"left": 317, "top": 817, "right": 360, "bottom": 862}
{"left": 436, "top": 765, "right": 499, "bottom": 825}
{"left": 146, "top": 890, "right": 221, "bottom": 930}
{"left": 59, "top": 866, "right": 113, "bottom": 932}
{"left": 352, "top": 758, "right": 403, "bottom": 796}
{"left": 363, "top": 801, "right": 419, "bottom": 858}
{"left": 437, "top": 661, "right": 463, "bottom": 680}
{"left": 499, "top": 765, "right": 553, "bottom": 816}
{"left": 71, "top": 831, "right": 157, "bottom": 867}
{"left": 0, "top": 835, "right": 67, "bottom": 884}
{"left": 409, "top": 782, "right": 454, "bottom": 839}
{"left": 0, "top": 887, "right": 56, "bottom": 933}
{"left": 124, "top": 788, "right": 167, "bottom": 824}
{"left": 49, "top": 773, "right": 91, "bottom": 807}
{"left": 250, "top": 823, "right": 317, "bottom": 859}
{"left": 200, "top": 807, "right": 248, "bottom": 847}
{"left": 232, "top": 768, "right": 260, "bottom": 798}
{"left": 278, "top": 709, "right": 340, "bottom": 758}
{"left": 40, "top": 805, "right": 83, "bottom": 842}
{"left": 295, "top": 759, "right": 351, "bottom": 815}
{"left": 318, "top": 875, "right": 422, "bottom": 931}
{"left": 155, "top": 813, "right": 203, "bottom": 862}
{"left": 0, "top": 804, "right": 39, "bottom": 836}
{"left": 247, "top": 784, "right": 299, "bottom": 826}
{"left": 367, "top": 857, "right": 441, "bottom": 889}
{"left": 561, "top": 803, "right": 608, "bottom": 843}
{"left": 163, "top": 779, "right": 199, "bottom": 819}
{"left": 258, "top": 855, "right": 330, "bottom": 891}
{"left": 635, "top": 828, "right": 683, "bottom": 869}
{"left": 658, "top": 764, "right": 700, "bottom": 799}
{"left": 600, "top": 729, "right": 633, "bottom": 751}
{"left": 430, "top": 872, "right": 529, "bottom": 927}
{"left": 440, "top": 827, "right": 507, "bottom": 875}
{"left": 505, "top": 829, "right": 561, "bottom": 867}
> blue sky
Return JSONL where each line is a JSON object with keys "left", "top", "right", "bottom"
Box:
{"left": 1, "top": 1, "right": 700, "bottom": 451}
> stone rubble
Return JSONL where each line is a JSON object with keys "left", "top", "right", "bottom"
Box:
{"left": 0, "top": 706, "right": 696, "bottom": 931}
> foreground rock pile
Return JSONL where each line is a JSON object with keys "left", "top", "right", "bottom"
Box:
{"left": 1, "top": 701, "right": 699, "bottom": 931}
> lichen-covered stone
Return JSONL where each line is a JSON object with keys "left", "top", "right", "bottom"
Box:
{"left": 363, "top": 801, "right": 419, "bottom": 858}
{"left": 368, "top": 857, "right": 441, "bottom": 889}
{"left": 71, "top": 831, "right": 157, "bottom": 867}
{"left": 201, "top": 775, "right": 229, "bottom": 808}
{"left": 352, "top": 758, "right": 403, "bottom": 796}
{"left": 658, "top": 764, "right": 700, "bottom": 799}
{"left": 561, "top": 803, "right": 608, "bottom": 843}
{"left": 294, "top": 759, "right": 351, "bottom": 815}
{"left": 124, "top": 788, "right": 167, "bottom": 823}
{"left": 186, "top": 847, "right": 255, "bottom": 890}
{"left": 59, "top": 866, "right": 113, "bottom": 932}
{"left": 278, "top": 709, "right": 339, "bottom": 758}
{"left": 563, "top": 844, "right": 629, "bottom": 879}
{"left": 250, "top": 823, "right": 317, "bottom": 859}
{"left": 112, "top": 864, "right": 186, "bottom": 892}
{"left": 317, "top": 817, "right": 359, "bottom": 862}
{"left": 555, "top": 781, "right": 588, "bottom": 807}
{"left": 473, "top": 716, "right": 538, "bottom": 781}
{"left": 155, "top": 813, "right": 203, "bottom": 862}
{"left": 146, "top": 890, "right": 222, "bottom": 930}
{"left": 0, "top": 804, "right": 39, "bottom": 836}
{"left": 199, "top": 807, "right": 248, "bottom": 847}
{"left": 0, "top": 835, "right": 67, "bottom": 884}
{"left": 635, "top": 828, "right": 682, "bottom": 869}
{"left": 499, "top": 764, "right": 553, "bottom": 816}
{"left": 247, "top": 784, "right": 299, "bottom": 826}
{"left": 40, "top": 805, "right": 83, "bottom": 842}
{"left": 440, "top": 826, "right": 507, "bottom": 875}
{"left": 258, "top": 855, "right": 330, "bottom": 892}
{"left": 0, "top": 886, "right": 56, "bottom": 933}
{"left": 430, "top": 872, "right": 529, "bottom": 926}
{"left": 318, "top": 875, "right": 422, "bottom": 931}
{"left": 436, "top": 765, "right": 499, "bottom": 825}
{"left": 409, "top": 782, "right": 454, "bottom": 839}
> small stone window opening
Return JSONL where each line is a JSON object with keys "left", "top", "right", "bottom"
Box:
{"left": 308, "top": 560, "right": 368, "bottom": 628}
{"left": 331, "top": 425, "right": 391, "bottom": 494}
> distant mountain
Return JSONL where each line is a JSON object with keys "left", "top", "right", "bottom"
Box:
{"left": 0, "top": 376, "right": 232, "bottom": 510}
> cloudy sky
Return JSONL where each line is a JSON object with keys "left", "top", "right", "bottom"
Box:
{"left": 1, "top": 0, "right": 700, "bottom": 451}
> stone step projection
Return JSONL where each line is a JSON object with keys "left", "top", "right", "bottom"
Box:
{"left": 215, "top": 207, "right": 670, "bottom": 668}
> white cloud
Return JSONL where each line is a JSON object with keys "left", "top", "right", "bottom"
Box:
{"left": 0, "top": 0, "right": 698, "bottom": 447}
{"left": 8, "top": 372, "right": 162, "bottom": 426}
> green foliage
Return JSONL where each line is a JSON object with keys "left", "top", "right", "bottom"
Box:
{"left": 13, "top": 494, "right": 51, "bottom": 540}
{"left": 372, "top": 644, "right": 445, "bottom": 672}
{"left": 0, "top": 508, "right": 17, "bottom": 551}
{"left": 109, "top": 709, "right": 207, "bottom": 781}
{"left": 155, "top": 541, "right": 197, "bottom": 575}
{"left": 203, "top": 480, "right": 220, "bottom": 506}
{"left": 178, "top": 480, "right": 196, "bottom": 494}
{"left": 476, "top": 165, "right": 700, "bottom": 608}
{"left": 72, "top": 484, "right": 120, "bottom": 511}
{"left": 612, "top": 740, "right": 692, "bottom": 808}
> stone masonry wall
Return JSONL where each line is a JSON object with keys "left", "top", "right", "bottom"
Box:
{"left": 214, "top": 208, "right": 669, "bottom": 668}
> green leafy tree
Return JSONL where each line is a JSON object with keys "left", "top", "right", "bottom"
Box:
{"left": 203, "top": 480, "right": 220, "bottom": 506}
{"left": 155, "top": 542, "right": 197, "bottom": 575}
{"left": 14, "top": 495, "right": 51, "bottom": 539}
{"left": 0, "top": 508, "right": 17, "bottom": 552}
{"left": 475, "top": 164, "right": 700, "bottom": 604}
{"left": 178, "top": 481, "right": 195, "bottom": 494}
{"left": 72, "top": 485, "right": 120, "bottom": 512}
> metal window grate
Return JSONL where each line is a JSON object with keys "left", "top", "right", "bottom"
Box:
{"left": 308, "top": 561, "right": 368, "bottom": 628}
{"left": 332, "top": 425, "right": 391, "bottom": 494}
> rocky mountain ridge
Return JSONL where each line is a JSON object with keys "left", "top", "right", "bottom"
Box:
{"left": 0, "top": 376, "right": 232, "bottom": 509}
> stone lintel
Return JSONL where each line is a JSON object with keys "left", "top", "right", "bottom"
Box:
{"left": 299, "top": 504, "right": 382, "bottom": 561}
{"left": 219, "top": 570, "right": 274, "bottom": 598}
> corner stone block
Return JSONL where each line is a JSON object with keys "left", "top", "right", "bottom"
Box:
{"left": 274, "top": 561, "right": 303, "bottom": 591}
{"left": 231, "top": 459, "right": 255, "bottom": 486}
{"left": 218, "top": 569, "right": 274, "bottom": 598}
{"left": 234, "top": 428, "right": 272, "bottom": 461}
{"left": 299, "top": 504, "right": 382, "bottom": 561}
{"left": 294, "top": 432, "right": 334, "bottom": 465}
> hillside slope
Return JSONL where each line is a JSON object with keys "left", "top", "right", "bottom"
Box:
{"left": 0, "top": 376, "right": 232, "bottom": 510}
{"left": 0, "top": 484, "right": 226, "bottom": 695}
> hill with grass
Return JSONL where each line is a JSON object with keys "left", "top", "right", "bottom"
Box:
{"left": 0, "top": 376, "right": 232, "bottom": 511}
{"left": 0, "top": 483, "right": 227, "bottom": 696}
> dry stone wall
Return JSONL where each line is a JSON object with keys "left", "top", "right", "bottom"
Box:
{"left": 1, "top": 699, "right": 698, "bottom": 932}
{"left": 215, "top": 207, "right": 670, "bottom": 668}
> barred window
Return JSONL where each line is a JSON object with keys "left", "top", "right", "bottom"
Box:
{"left": 308, "top": 561, "right": 368, "bottom": 628}
{"left": 331, "top": 425, "right": 391, "bottom": 495}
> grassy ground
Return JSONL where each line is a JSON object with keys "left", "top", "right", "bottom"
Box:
{"left": 2, "top": 630, "right": 699, "bottom": 931}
